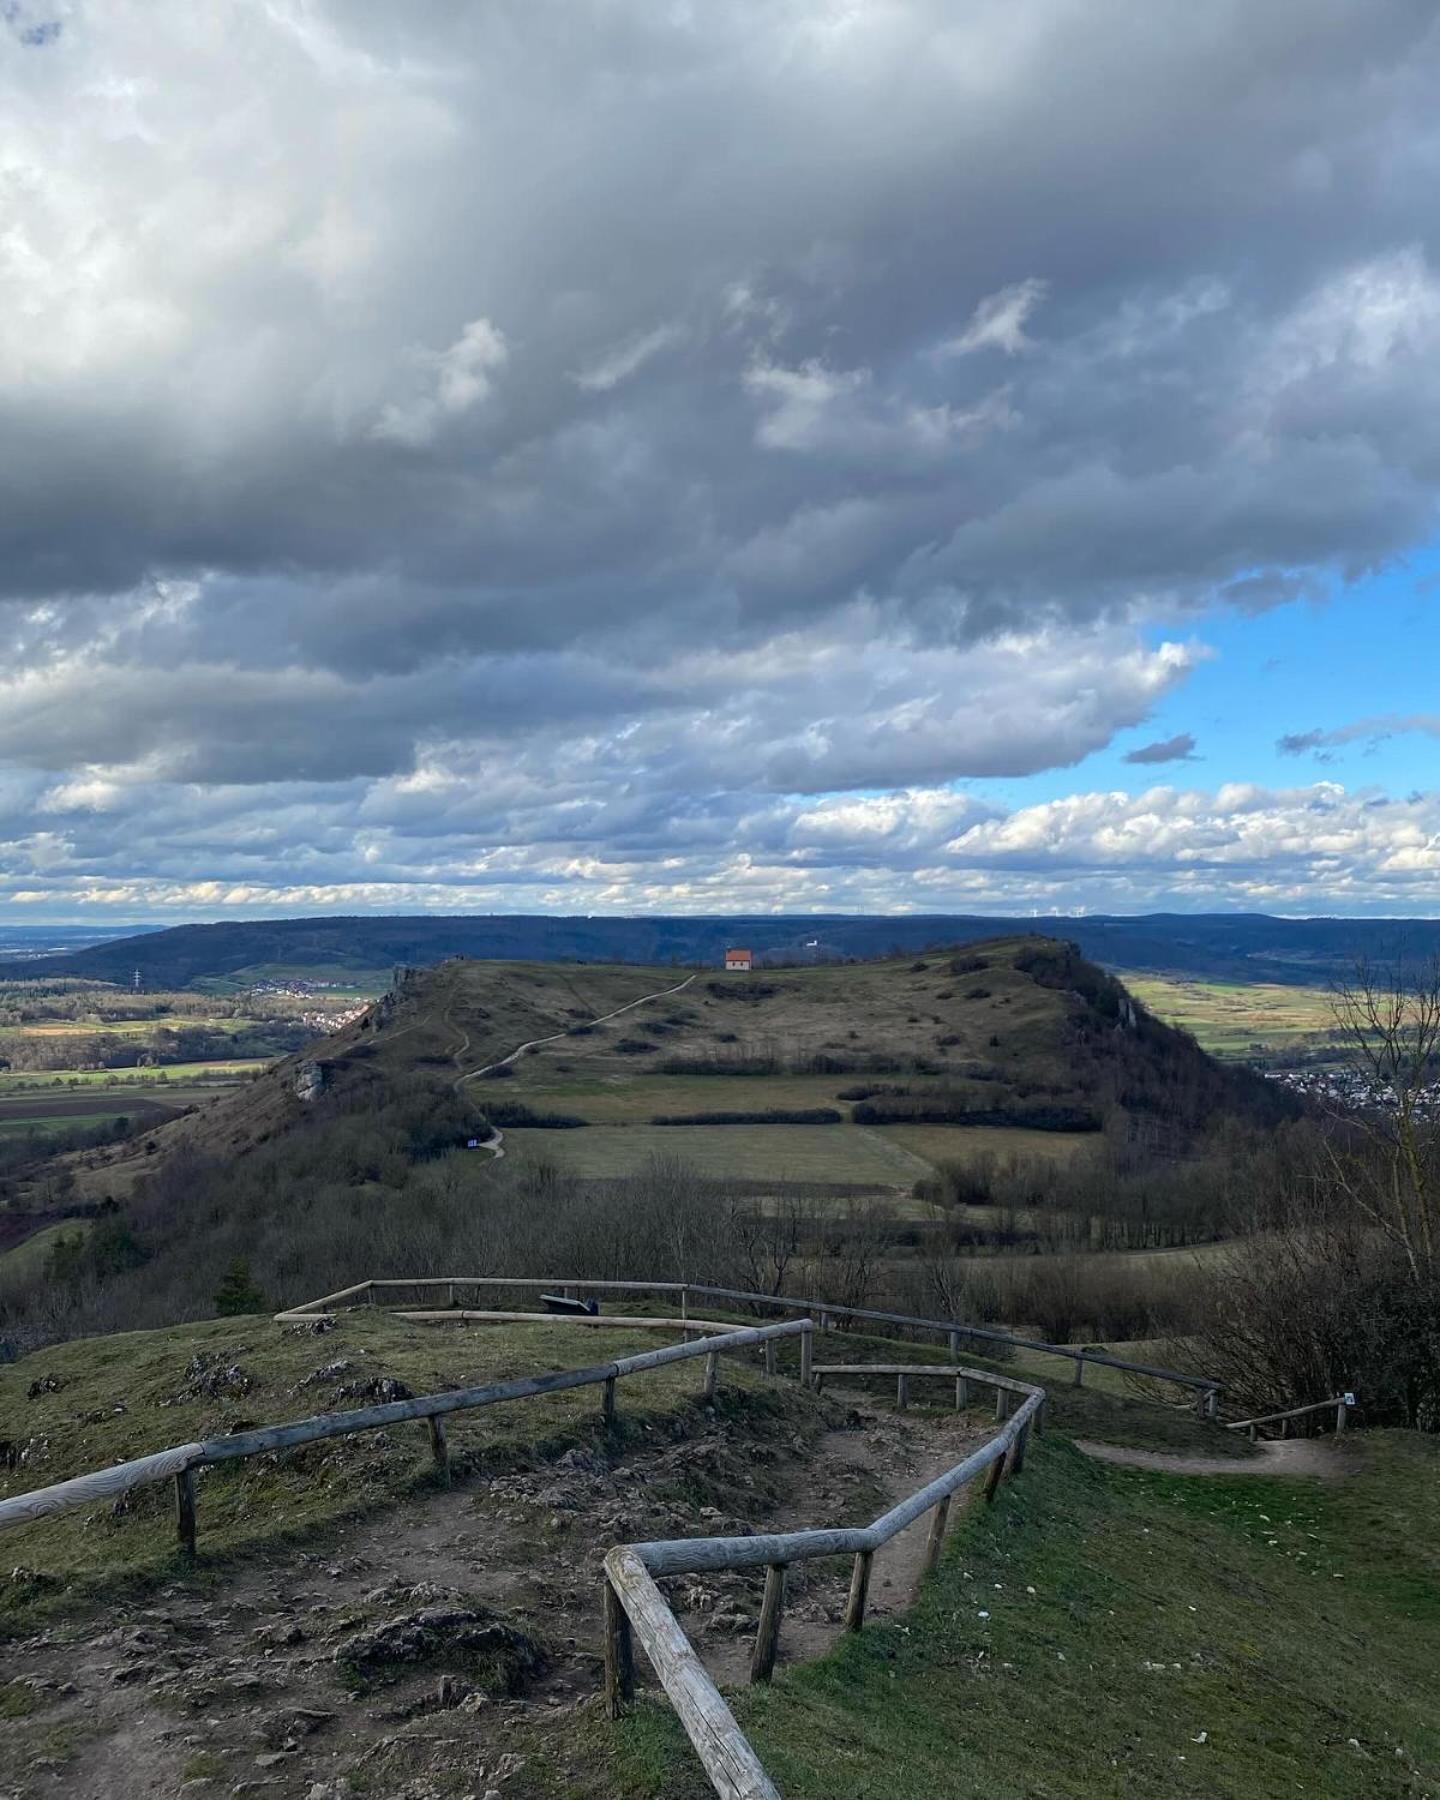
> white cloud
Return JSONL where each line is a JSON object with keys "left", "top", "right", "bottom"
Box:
{"left": 572, "top": 323, "right": 685, "bottom": 392}
{"left": 942, "top": 278, "right": 1048, "bottom": 357}
{"left": 372, "top": 318, "right": 507, "bottom": 447}
{"left": 2, "top": 3, "right": 1440, "bottom": 919}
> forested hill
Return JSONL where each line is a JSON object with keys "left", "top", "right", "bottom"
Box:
{"left": 15, "top": 911, "right": 1440, "bottom": 991}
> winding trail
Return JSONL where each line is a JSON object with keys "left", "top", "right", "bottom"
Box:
{"left": 450, "top": 972, "right": 698, "bottom": 1158}
{"left": 1075, "top": 1437, "right": 1350, "bottom": 1479}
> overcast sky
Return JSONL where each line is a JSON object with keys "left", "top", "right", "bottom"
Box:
{"left": 4, "top": 1, "right": 1440, "bottom": 923}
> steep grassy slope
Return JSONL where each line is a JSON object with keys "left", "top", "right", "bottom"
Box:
{"left": 608, "top": 1431, "right": 1440, "bottom": 1799}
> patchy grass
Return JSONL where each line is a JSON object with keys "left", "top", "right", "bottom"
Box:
{"left": 504, "top": 1122, "right": 917, "bottom": 1184}
{"left": 0, "top": 1309, "right": 786, "bottom": 1634}
{"left": 607, "top": 1431, "right": 1440, "bottom": 1798}
{"left": 875, "top": 1122, "right": 1099, "bottom": 1168}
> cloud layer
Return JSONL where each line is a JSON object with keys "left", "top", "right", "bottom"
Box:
{"left": 3, "top": 2, "right": 1440, "bottom": 916}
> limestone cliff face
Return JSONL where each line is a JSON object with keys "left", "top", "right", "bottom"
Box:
{"left": 294, "top": 1061, "right": 326, "bottom": 1103}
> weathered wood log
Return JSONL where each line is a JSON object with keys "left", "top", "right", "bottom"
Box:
{"left": 1226, "top": 1396, "right": 1346, "bottom": 1432}
{"left": 955, "top": 1375, "right": 970, "bottom": 1411}
{"left": 808, "top": 1363, "right": 1036, "bottom": 1397}
{"left": 1009, "top": 1419, "right": 1030, "bottom": 1476}
{"left": 603, "top": 1575, "right": 635, "bottom": 1718}
{"left": 994, "top": 1387, "right": 1010, "bottom": 1422}
{"left": 844, "top": 1549, "right": 873, "bottom": 1631}
{"left": 983, "top": 1449, "right": 1005, "bottom": 1504}
{"left": 605, "top": 1548, "right": 778, "bottom": 1800}
{"left": 290, "top": 1274, "right": 1213, "bottom": 1395}
{"left": 428, "top": 1415, "right": 449, "bottom": 1481}
{"left": 175, "top": 1467, "right": 196, "bottom": 1558}
{"left": 896, "top": 1373, "right": 910, "bottom": 1410}
{"left": 920, "top": 1494, "right": 950, "bottom": 1586}
{"left": 750, "top": 1564, "right": 786, "bottom": 1685}
{"left": 0, "top": 1441, "right": 203, "bottom": 1530}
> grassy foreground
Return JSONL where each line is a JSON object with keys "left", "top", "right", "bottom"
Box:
{"left": 609, "top": 1431, "right": 1439, "bottom": 1798}
{"left": 0, "top": 1309, "right": 780, "bottom": 1634}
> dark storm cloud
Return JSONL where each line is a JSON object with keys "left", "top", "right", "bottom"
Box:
{"left": 3, "top": 2, "right": 1440, "bottom": 910}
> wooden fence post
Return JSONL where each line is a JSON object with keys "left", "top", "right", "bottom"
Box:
{"left": 750, "top": 1564, "right": 786, "bottom": 1685}
{"left": 955, "top": 1375, "right": 970, "bottom": 1411}
{"left": 1072, "top": 1352, "right": 1085, "bottom": 1387}
{"left": 896, "top": 1373, "right": 910, "bottom": 1411}
{"left": 1009, "top": 1420, "right": 1030, "bottom": 1477}
{"left": 175, "top": 1467, "right": 196, "bottom": 1558}
{"left": 702, "top": 1352, "right": 719, "bottom": 1401}
{"left": 603, "top": 1578, "right": 635, "bottom": 1718}
{"left": 994, "top": 1387, "right": 1009, "bottom": 1422}
{"left": 800, "top": 1325, "right": 813, "bottom": 1388}
{"left": 1335, "top": 1398, "right": 1349, "bottom": 1433}
{"left": 948, "top": 1329, "right": 960, "bottom": 1360}
{"left": 920, "top": 1495, "right": 951, "bottom": 1586}
{"left": 983, "top": 1450, "right": 1005, "bottom": 1504}
{"left": 843, "top": 1550, "right": 873, "bottom": 1631}
{"left": 764, "top": 1339, "right": 777, "bottom": 1378}
{"left": 428, "top": 1416, "right": 449, "bottom": 1482}
{"left": 602, "top": 1376, "right": 617, "bottom": 1425}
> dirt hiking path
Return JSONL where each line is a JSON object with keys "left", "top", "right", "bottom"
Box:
{"left": 0, "top": 1387, "right": 983, "bottom": 1800}
{"left": 1076, "top": 1437, "right": 1350, "bottom": 1479}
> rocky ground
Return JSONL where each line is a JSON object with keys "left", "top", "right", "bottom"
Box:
{"left": 0, "top": 1390, "right": 987, "bottom": 1799}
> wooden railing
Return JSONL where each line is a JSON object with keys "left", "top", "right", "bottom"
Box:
{"left": 1225, "top": 1394, "right": 1354, "bottom": 1441}
{"left": 0, "top": 1316, "right": 812, "bottom": 1554}
{"left": 282, "top": 1274, "right": 1221, "bottom": 1411}
{"left": 602, "top": 1359, "right": 1048, "bottom": 1800}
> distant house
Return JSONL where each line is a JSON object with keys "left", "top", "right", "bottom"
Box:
{"left": 724, "top": 948, "right": 754, "bottom": 971}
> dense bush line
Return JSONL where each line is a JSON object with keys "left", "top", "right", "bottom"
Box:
{"left": 852, "top": 1096, "right": 1103, "bottom": 1131}
{"left": 649, "top": 1108, "right": 843, "bottom": 1126}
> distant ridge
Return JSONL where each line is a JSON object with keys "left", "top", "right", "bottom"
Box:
{"left": 16, "top": 911, "right": 1440, "bottom": 990}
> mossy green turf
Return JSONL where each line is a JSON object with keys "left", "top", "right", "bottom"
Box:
{"left": 0, "top": 1309, "right": 787, "bottom": 1634}
{"left": 606, "top": 1432, "right": 1440, "bottom": 1799}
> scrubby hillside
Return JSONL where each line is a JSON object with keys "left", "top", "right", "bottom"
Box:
{"left": 41, "top": 938, "right": 1289, "bottom": 1207}
{"left": 0, "top": 940, "right": 1296, "bottom": 1359}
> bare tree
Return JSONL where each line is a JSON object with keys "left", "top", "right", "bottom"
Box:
{"left": 1326, "top": 957, "right": 1440, "bottom": 1286}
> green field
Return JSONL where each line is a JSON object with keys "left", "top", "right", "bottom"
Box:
{"left": 1120, "top": 972, "right": 1341, "bottom": 1058}
{"left": 0, "top": 1059, "right": 266, "bottom": 1088}
{"left": 0, "top": 1113, "right": 118, "bottom": 1138}
{"left": 505, "top": 1122, "right": 915, "bottom": 1183}
{"left": 502, "top": 1115, "right": 1096, "bottom": 1187}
